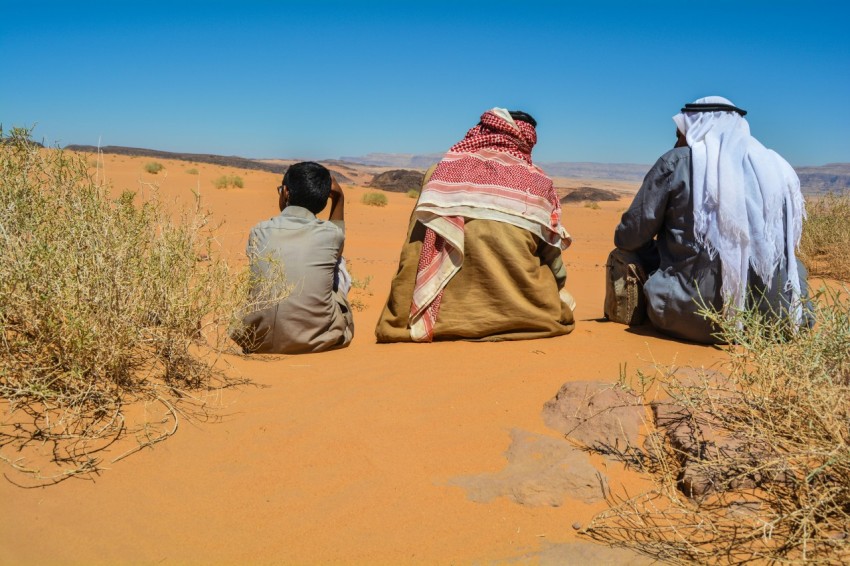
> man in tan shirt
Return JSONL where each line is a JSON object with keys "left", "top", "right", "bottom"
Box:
{"left": 232, "top": 162, "right": 354, "bottom": 354}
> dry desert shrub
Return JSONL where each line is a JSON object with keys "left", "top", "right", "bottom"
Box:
{"left": 361, "top": 191, "right": 388, "bottom": 207}
{"left": 144, "top": 161, "right": 164, "bottom": 174}
{"left": 0, "top": 128, "right": 284, "bottom": 485}
{"left": 347, "top": 266, "right": 373, "bottom": 312}
{"left": 584, "top": 293, "right": 850, "bottom": 564}
{"left": 799, "top": 193, "right": 850, "bottom": 281}
{"left": 213, "top": 174, "right": 244, "bottom": 189}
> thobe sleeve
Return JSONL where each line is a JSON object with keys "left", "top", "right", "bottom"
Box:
{"left": 614, "top": 155, "right": 676, "bottom": 251}
{"left": 538, "top": 242, "right": 567, "bottom": 289}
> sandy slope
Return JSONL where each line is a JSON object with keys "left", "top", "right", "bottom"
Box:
{"left": 0, "top": 154, "right": 727, "bottom": 565}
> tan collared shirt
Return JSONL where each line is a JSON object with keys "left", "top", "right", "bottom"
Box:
{"left": 233, "top": 206, "right": 353, "bottom": 354}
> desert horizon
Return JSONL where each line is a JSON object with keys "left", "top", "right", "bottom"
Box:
{"left": 59, "top": 143, "right": 850, "bottom": 196}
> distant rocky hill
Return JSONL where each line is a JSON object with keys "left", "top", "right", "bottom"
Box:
{"left": 560, "top": 187, "right": 621, "bottom": 203}
{"left": 65, "top": 145, "right": 353, "bottom": 183}
{"left": 795, "top": 164, "right": 850, "bottom": 195}
{"left": 369, "top": 169, "right": 425, "bottom": 193}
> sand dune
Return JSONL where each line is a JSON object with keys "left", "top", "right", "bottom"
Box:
{"left": 0, "top": 153, "right": 727, "bottom": 564}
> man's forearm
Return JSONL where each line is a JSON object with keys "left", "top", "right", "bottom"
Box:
{"left": 328, "top": 178, "right": 345, "bottom": 222}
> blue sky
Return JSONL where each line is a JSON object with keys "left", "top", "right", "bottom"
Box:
{"left": 2, "top": 1, "right": 848, "bottom": 166}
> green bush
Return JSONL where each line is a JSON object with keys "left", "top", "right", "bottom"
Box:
{"left": 361, "top": 192, "right": 388, "bottom": 207}
{"left": 406, "top": 189, "right": 420, "bottom": 199}
{"left": 0, "top": 128, "right": 280, "bottom": 484}
{"left": 144, "top": 161, "right": 164, "bottom": 174}
{"left": 213, "top": 175, "right": 244, "bottom": 189}
{"left": 186, "top": 168, "right": 199, "bottom": 175}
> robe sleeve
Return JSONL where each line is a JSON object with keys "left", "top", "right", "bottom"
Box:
{"left": 614, "top": 154, "right": 677, "bottom": 251}
{"left": 538, "top": 242, "right": 567, "bottom": 289}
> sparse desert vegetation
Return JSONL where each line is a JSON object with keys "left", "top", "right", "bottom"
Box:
{"left": 348, "top": 268, "right": 374, "bottom": 311}
{"left": 186, "top": 167, "right": 199, "bottom": 175}
{"left": 144, "top": 161, "right": 164, "bottom": 174}
{"left": 213, "top": 174, "right": 244, "bottom": 189}
{"left": 361, "top": 191, "right": 388, "bottom": 207}
{"left": 799, "top": 193, "right": 850, "bottom": 281}
{"left": 584, "top": 289, "right": 850, "bottom": 564}
{"left": 406, "top": 189, "right": 420, "bottom": 199}
{"left": 0, "top": 128, "right": 283, "bottom": 485}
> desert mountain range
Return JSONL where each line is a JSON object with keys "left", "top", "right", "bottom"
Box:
{"left": 343, "top": 152, "right": 850, "bottom": 194}
{"left": 67, "top": 145, "right": 850, "bottom": 195}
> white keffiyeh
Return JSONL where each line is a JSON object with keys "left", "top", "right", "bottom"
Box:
{"left": 672, "top": 96, "right": 805, "bottom": 322}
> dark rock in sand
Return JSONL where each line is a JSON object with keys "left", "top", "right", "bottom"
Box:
{"left": 448, "top": 429, "right": 607, "bottom": 507}
{"left": 559, "top": 187, "right": 620, "bottom": 203}
{"left": 542, "top": 371, "right": 798, "bottom": 503}
{"left": 542, "top": 381, "right": 647, "bottom": 458}
{"left": 368, "top": 169, "right": 425, "bottom": 193}
{"left": 648, "top": 368, "right": 793, "bottom": 498}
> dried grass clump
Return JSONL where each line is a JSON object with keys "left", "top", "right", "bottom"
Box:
{"left": 213, "top": 175, "right": 243, "bottom": 189}
{"left": 361, "top": 192, "right": 388, "bottom": 207}
{"left": 799, "top": 193, "right": 850, "bottom": 281}
{"left": 144, "top": 161, "right": 164, "bottom": 174}
{"left": 348, "top": 266, "right": 373, "bottom": 312}
{"left": 0, "top": 128, "right": 282, "bottom": 485}
{"left": 585, "top": 292, "right": 850, "bottom": 564}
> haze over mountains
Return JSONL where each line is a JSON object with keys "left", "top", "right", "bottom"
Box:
{"left": 342, "top": 152, "right": 850, "bottom": 194}
{"left": 64, "top": 145, "right": 849, "bottom": 195}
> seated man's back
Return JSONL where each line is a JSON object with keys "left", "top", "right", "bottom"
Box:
{"left": 375, "top": 108, "right": 575, "bottom": 343}
{"left": 612, "top": 96, "right": 810, "bottom": 344}
{"left": 232, "top": 161, "right": 353, "bottom": 354}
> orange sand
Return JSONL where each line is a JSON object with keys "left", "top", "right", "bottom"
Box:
{"left": 0, "top": 154, "right": 726, "bottom": 564}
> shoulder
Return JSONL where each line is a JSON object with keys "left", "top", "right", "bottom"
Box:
{"left": 298, "top": 217, "right": 345, "bottom": 249}
{"left": 639, "top": 147, "right": 690, "bottom": 187}
{"left": 654, "top": 146, "right": 690, "bottom": 171}
{"left": 250, "top": 216, "right": 279, "bottom": 233}
{"left": 314, "top": 217, "right": 345, "bottom": 238}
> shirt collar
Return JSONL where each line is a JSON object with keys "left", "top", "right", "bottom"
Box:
{"left": 281, "top": 206, "right": 318, "bottom": 220}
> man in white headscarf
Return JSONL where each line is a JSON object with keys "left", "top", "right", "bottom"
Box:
{"left": 613, "top": 96, "right": 811, "bottom": 343}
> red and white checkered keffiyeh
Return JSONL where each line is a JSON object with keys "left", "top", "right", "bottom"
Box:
{"left": 409, "top": 108, "right": 571, "bottom": 342}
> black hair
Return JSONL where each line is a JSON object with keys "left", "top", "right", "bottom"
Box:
{"left": 508, "top": 110, "right": 537, "bottom": 128}
{"left": 282, "top": 161, "right": 332, "bottom": 214}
